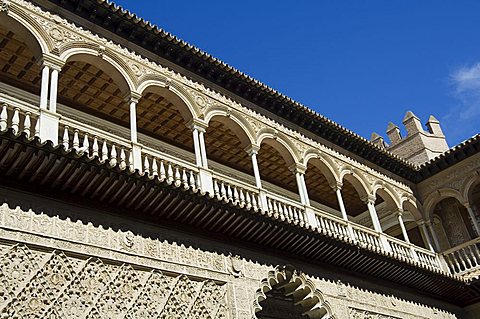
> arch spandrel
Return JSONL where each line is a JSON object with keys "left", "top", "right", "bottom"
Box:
{"left": 254, "top": 265, "right": 336, "bottom": 319}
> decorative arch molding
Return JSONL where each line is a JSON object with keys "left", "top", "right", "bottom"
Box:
{"left": 401, "top": 195, "right": 424, "bottom": 221}
{"left": 303, "top": 150, "right": 340, "bottom": 187}
{"left": 423, "top": 188, "right": 467, "bottom": 221}
{"left": 59, "top": 45, "right": 137, "bottom": 94}
{"left": 257, "top": 129, "right": 300, "bottom": 166}
{"left": 462, "top": 173, "right": 480, "bottom": 205}
{"left": 372, "top": 181, "right": 402, "bottom": 210}
{"left": 253, "top": 265, "right": 336, "bottom": 319}
{"left": 137, "top": 75, "right": 200, "bottom": 123}
{"left": 339, "top": 167, "right": 371, "bottom": 200}
{"left": 203, "top": 106, "right": 256, "bottom": 148}
{"left": 0, "top": 6, "right": 52, "bottom": 58}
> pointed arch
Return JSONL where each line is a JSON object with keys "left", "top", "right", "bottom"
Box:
{"left": 254, "top": 265, "right": 336, "bottom": 319}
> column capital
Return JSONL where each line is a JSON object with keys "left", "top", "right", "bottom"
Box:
{"left": 396, "top": 209, "right": 404, "bottom": 217}
{"left": 463, "top": 202, "right": 472, "bottom": 209}
{"left": 362, "top": 194, "right": 376, "bottom": 205}
{"left": 331, "top": 181, "right": 343, "bottom": 191}
{"left": 187, "top": 119, "right": 208, "bottom": 132}
{"left": 288, "top": 163, "right": 306, "bottom": 174}
{"left": 40, "top": 53, "right": 64, "bottom": 71}
{"left": 416, "top": 219, "right": 427, "bottom": 227}
{"left": 124, "top": 91, "right": 142, "bottom": 104}
{"left": 244, "top": 144, "right": 260, "bottom": 156}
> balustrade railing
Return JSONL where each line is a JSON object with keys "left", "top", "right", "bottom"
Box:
{"left": 212, "top": 174, "right": 260, "bottom": 210}
{"left": 314, "top": 208, "right": 350, "bottom": 239}
{"left": 0, "top": 101, "right": 39, "bottom": 139}
{"left": 352, "top": 223, "right": 382, "bottom": 251}
{"left": 388, "top": 237, "right": 415, "bottom": 260}
{"left": 0, "top": 93, "right": 448, "bottom": 274}
{"left": 442, "top": 237, "right": 480, "bottom": 274}
{"left": 264, "top": 191, "right": 307, "bottom": 225}
{"left": 142, "top": 146, "right": 200, "bottom": 191}
{"left": 59, "top": 122, "right": 133, "bottom": 168}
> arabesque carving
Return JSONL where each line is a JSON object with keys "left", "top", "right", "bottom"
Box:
{"left": 0, "top": 244, "right": 228, "bottom": 318}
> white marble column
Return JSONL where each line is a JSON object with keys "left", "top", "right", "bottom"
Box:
{"left": 464, "top": 203, "right": 480, "bottom": 235}
{"left": 246, "top": 145, "right": 268, "bottom": 211}
{"left": 418, "top": 220, "right": 435, "bottom": 252}
{"left": 39, "top": 65, "right": 50, "bottom": 110}
{"left": 365, "top": 196, "right": 382, "bottom": 232}
{"left": 334, "top": 183, "right": 348, "bottom": 221}
{"left": 365, "top": 196, "right": 391, "bottom": 252}
{"left": 246, "top": 145, "right": 262, "bottom": 189}
{"left": 128, "top": 92, "right": 142, "bottom": 172}
{"left": 300, "top": 173, "right": 310, "bottom": 205}
{"left": 426, "top": 220, "right": 441, "bottom": 252}
{"left": 48, "top": 68, "right": 59, "bottom": 113}
{"left": 294, "top": 171, "right": 307, "bottom": 205}
{"left": 198, "top": 128, "right": 208, "bottom": 169}
{"left": 192, "top": 126, "right": 203, "bottom": 168}
{"left": 38, "top": 58, "right": 63, "bottom": 145}
{"left": 333, "top": 182, "right": 355, "bottom": 240}
{"left": 397, "top": 210, "right": 410, "bottom": 243}
{"left": 190, "top": 121, "right": 213, "bottom": 194}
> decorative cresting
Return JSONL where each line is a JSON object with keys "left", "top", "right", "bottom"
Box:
{"left": 253, "top": 265, "right": 336, "bottom": 319}
{"left": 0, "top": 244, "right": 228, "bottom": 318}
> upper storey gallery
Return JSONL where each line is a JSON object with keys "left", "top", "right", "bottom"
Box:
{"left": 0, "top": 0, "right": 462, "bottom": 270}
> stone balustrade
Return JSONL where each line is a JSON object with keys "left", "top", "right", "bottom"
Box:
{"left": 442, "top": 237, "right": 480, "bottom": 275}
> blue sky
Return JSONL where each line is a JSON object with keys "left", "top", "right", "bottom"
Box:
{"left": 113, "top": 0, "right": 480, "bottom": 147}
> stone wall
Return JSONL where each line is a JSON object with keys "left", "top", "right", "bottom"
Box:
{"left": 0, "top": 187, "right": 463, "bottom": 318}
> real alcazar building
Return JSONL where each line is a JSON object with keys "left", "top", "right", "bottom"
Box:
{"left": 0, "top": 0, "right": 479, "bottom": 318}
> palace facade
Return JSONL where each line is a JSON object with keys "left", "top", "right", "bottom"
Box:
{"left": 0, "top": 0, "right": 479, "bottom": 318}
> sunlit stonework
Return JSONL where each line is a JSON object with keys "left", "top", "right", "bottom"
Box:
{"left": 0, "top": 0, "right": 479, "bottom": 318}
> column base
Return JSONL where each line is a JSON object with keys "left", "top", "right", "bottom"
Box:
{"left": 39, "top": 109, "right": 60, "bottom": 146}
{"left": 199, "top": 168, "right": 214, "bottom": 195}
{"left": 304, "top": 206, "right": 318, "bottom": 228}
{"left": 131, "top": 142, "right": 143, "bottom": 173}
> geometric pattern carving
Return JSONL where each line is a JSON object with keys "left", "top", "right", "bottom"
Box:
{"left": 0, "top": 245, "right": 228, "bottom": 319}
{"left": 254, "top": 265, "right": 336, "bottom": 319}
{"left": 349, "top": 307, "right": 401, "bottom": 319}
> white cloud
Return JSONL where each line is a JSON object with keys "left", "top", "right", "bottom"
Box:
{"left": 446, "top": 62, "right": 480, "bottom": 125}
{"left": 452, "top": 62, "right": 480, "bottom": 93}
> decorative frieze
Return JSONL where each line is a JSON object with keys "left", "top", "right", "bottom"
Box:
{"left": 0, "top": 244, "right": 228, "bottom": 318}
